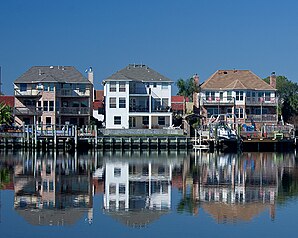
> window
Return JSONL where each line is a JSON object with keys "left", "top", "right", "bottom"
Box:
{"left": 114, "top": 116, "right": 121, "bottom": 125}
{"left": 119, "top": 97, "right": 126, "bottom": 108}
{"left": 227, "top": 91, "right": 232, "bottom": 101}
{"left": 153, "top": 83, "right": 157, "bottom": 87}
{"left": 49, "top": 181, "right": 54, "bottom": 191}
{"left": 109, "top": 184, "right": 116, "bottom": 195}
{"left": 43, "top": 101, "right": 48, "bottom": 111}
{"left": 207, "top": 107, "right": 219, "bottom": 117}
{"left": 161, "top": 83, "right": 168, "bottom": 89}
{"left": 158, "top": 116, "right": 165, "bottom": 125}
{"left": 206, "top": 91, "right": 215, "bottom": 100}
{"left": 43, "top": 181, "right": 48, "bottom": 191}
{"left": 20, "top": 83, "right": 27, "bottom": 92}
{"left": 110, "top": 82, "right": 116, "bottom": 92}
{"left": 119, "top": 82, "right": 126, "bottom": 92}
{"left": 220, "top": 92, "right": 223, "bottom": 100}
{"left": 43, "top": 83, "right": 49, "bottom": 91}
{"left": 46, "top": 117, "right": 51, "bottom": 125}
{"left": 265, "top": 92, "right": 270, "bottom": 101}
{"left": 154, "top": 98, "right": 161, "bottom": 110}
{"left": 162, "top": 98, "right": 169, "bottom": 108}
{"left": 78, "top": 84, "right": 86, "bottom": 93}
{"left": 109, "top": 97, "right": 116, "bottom": 108}
{"left": 236, "top": 91, "right": 244, "bottom": 101}
{"left": 37, "top": 101, "right": 42, "bottom": 111}
{"left": 142, "top": 116, "right": 149, "bottom": 125}
{"left": 114, "top": 168, "right": 121, "bottom": 177}
{"left": 235, "top": 108, "right": 244, "bottom": 118}
{"left": 258, "top": 92, "right": 264, "bottom": 102}
{"left": 119, "top": 184, "right": 126, "bottom": 194}
{"left": 49, "top": 101, "right": 54, "bottom": 111}
{"left": 49, "top": 84, "right": 54, "bottom": 92}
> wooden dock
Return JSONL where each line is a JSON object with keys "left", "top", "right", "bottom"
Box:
{"left": 0, "top": 124, "right": 193, "bottom": 151}
{"left": 0, "top": 124, "right": 296, "bottom": 152}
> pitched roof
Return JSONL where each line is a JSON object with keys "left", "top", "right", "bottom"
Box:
{"left": 14, "top": 66, "right": 91, "bottom": 84}
{"left": 104, "top": 64, "right": 173, "bottom": 83}
{"left": 201, "top": 70, "right": 275, "bottom": 91}
{"left": 0, "top": 96, "right": 15, "bottom": 107}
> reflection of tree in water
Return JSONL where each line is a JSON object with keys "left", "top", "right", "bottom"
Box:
{"left": 278, "top": 167, "right": 298, "bottom": 203}
{"left": 0, "top": 168, "right": 10, "bottom": 189}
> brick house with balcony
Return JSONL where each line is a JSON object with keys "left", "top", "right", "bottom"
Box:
{"left": 103, "top": 64, "right": 173, "bottom": 129}
{"left": 14, "top": 66, "right": 93, "bottom": 127}
{"left": 197, "top": 70, "right": 278, "bottom": 128}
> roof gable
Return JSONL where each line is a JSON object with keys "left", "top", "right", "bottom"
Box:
{"left": 105, "top": 64, "right": 173, "bottom": 83}
{"left": 201, "top": 70, "right": 275, "bottom": 91}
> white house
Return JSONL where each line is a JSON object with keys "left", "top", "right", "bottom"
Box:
{"left": 103, "top": 64, "right": 173, "bottom": 129}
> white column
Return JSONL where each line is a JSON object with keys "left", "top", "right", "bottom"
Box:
{"left": 149, "top": 115, "right": 152, "bottom": 129}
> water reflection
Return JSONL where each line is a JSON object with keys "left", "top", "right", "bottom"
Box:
{"left": 182, "top": 151, "right": 296, "bottom": 223}
{"left": 0, "top": 150, "right": 297, "bottom": 227}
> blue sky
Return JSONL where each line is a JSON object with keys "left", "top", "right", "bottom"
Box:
{"left": 1, "top": 0, "right": 298, "bottom": 95}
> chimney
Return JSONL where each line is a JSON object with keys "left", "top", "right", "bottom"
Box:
{"left": 87, "top": 67, "right": 94, "bottom": 84}
{"left": 270, "top": 72, "right": 276, "bottom": 88}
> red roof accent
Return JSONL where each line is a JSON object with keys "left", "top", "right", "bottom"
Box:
{"left": 171, "top": 95, "right": 189, "bottom": 103}
{"left": 0, "top": 96, "right": 15, "bottom": 107}
{"left": 93, "top": 101, "right": 104, "bottom": 110}
{"left": 171, "top": 96, "right": 188, "bottom": 111}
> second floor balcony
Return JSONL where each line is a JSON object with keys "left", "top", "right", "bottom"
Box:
{"left": 14, "top": 107, "right": 43, "bottom": 116}
{"left": 58, "top": 107, "right": 90, "bottom": 115}
{"left": 245, "top": 97, "right": 277, "bottom": 106}
{"left": 129, "top": 105, "right": 171, "bottom": 113}
{"left": 202, "top": 97, "right": 235, "bottom": 106}
{"left": 57, "top": 89, "right": 91, "bottom": 97}
{"left": 15, "top": 89, "right": 42, "bottom": 97}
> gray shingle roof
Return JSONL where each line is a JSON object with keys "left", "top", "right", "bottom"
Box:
{"left": 104, "top": 64, "right": 173, "bottom": 83}
{"left": 14, "top": 66, "right": 91, "bottom": 84}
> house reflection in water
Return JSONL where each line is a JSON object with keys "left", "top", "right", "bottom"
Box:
{"left": 13, "top": 152, "right": 94, "bottom": 226}
{"left": 181, "top": 151, "right": 296, "bottom": 223}
{"left": 5, "top": 150, "right": 297, "bottom": 226}
{"left": 101, "top": 151, "right": 184, "bottom": 228}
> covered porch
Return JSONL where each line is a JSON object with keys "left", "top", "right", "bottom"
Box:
{"left": 128, "top": 113, "right": 172, "bottom": 129}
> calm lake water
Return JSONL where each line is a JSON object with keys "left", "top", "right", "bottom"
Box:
{"left": 0, "top": 149, "right": 298, "bottom": 238}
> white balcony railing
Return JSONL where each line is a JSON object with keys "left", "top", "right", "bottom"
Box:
{"left": 15, "top": 89, "right": 42, "bottom": 97}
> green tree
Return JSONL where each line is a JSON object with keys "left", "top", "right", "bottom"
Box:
{"left": 176, "top": 77, "right": 197, "bottom": 102}
{"left": 264, "top": 76, "right": 298, "bottom": 123}
{"left": 0, "top": 102, "right": 13, "bottom": 125}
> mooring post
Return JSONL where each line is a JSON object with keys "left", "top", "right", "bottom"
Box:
{"left": 94, "top": 125, "right": 98, "bottom": 149}
{"left": 54, "top": 124, "right": 57, "bottom": 149}
{"left": 34, "top": 124, "right": 37, "bottom": 149}
{"left": 74, "top": 125, "right": 78, "bottom": 149}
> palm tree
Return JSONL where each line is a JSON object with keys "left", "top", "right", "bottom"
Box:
{"left": 0, "top": 102, "right": 12, "bottom": 125}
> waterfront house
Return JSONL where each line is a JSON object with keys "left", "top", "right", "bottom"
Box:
{"left": 14, "top": 66, "right": 93, "bottom": 127}
{"left": 103, "top": 64, "right": 173, "bottom": 129}
{"left": 198, "top": 70, "right": 278, "bottom": 128}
